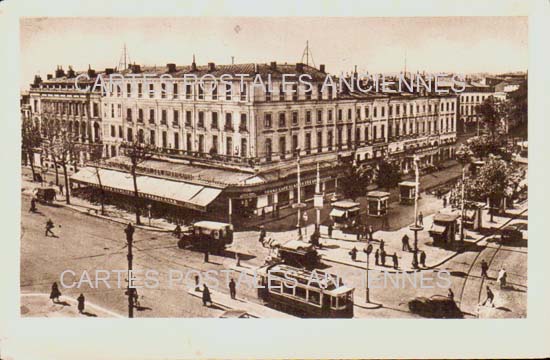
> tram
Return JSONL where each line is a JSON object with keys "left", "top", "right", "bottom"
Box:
{"left": 256, "top": 264, "right": 354, "bottom": 318}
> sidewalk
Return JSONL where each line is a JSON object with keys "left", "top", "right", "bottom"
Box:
{"left": 20, "top": 293, "right": 122, "bottom": 318}
{"left": 21, "top": 170, "right": 176, "bottom": 232}
{"left": 186, "top": 287, "right": 296, "bottom": 318}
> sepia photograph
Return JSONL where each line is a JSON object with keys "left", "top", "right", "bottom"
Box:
{"left": 18, "top": 16, "right": 529, "bottom": 320}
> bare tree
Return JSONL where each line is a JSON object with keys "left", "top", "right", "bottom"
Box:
{"left": 88, "top": 143, "right": 107, "bottom": 215}
{"left": 121, "top": 140, "right": 155, "bottom": 225}
{"left": 21, "top": 117, "right": 42, "bottom": 181}
{"left": 48, "top": 126, "right": 80, "bottom": 205}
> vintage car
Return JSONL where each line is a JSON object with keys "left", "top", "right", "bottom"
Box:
{"left": 275, "top": 240, "right": 321, "bottom": 270}
{"left": 177, "top": 221, "right": 233, "bottom": 254}
{"left": 500, "top": 224, "right": 524, "bottom": 244}
{"left": 35, "top": 187, "right": 56, "bottom": 204}
{"left": 408, "top": 295, "right": 463, "bottom": 319}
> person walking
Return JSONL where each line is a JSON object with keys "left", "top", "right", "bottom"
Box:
{"left": 481, "top": 259, "right": 489, "bottom": 279}
{"left": 402, "top": 234, "right": 411, "bottom": 252}
{"left": 173, "top": 224, "right": 182, "bottom": 239}
{"left": 49, "top": 282, "right": 61, "bottom": 303}
{"left": 418, "top": 212, "right": 423, "bottom": 225}
{"left": 125, "top": 222, "right": 135, "bottom": 243}
{"left": 29, "top": 197, "right": 37, "bottom": 213}
{"left": 77, "top": 293, "right": 85, "bottom": 314}
{"left": 380, "top": 249, "right": 386, "bottom": 266}
{"left": 368, "top": 225, "right": 374, "bottom": 242}
{"left": 194, "top": 275, "right": 201, "bottom": 292}
{"left": 202, "top": 284, "right": 212, "bottom": 306}
{"left": 481, "top": 286, "right": 494, "bottom": 307}
{"left": 497, "top": 268, "right": 507, "bottom": 289}
{"left": 380, "top": 239, "right": 385, "bottom": 252}
{"left": 229, "top": 278, "right": 237, "bottom": 300}
{"left": 412, "top": 250, "right": 419, "bottom": 269}
{"left": 374, "top": 249, "right": 380, "bottom": 266}
{"left": 419, "top": 250, "right": 427, "bottom": 267}
{"left": 328, "top": 222, "right": 333, "bottom": 239}
{"left": 349, "top": 247, "right": 358, "bottom": 262}
{"left": 45, "top": 218, "right": 55, "bottom": 237}
{"left": 259, "top": 226, "right": 266, "bottom": 244}
{"left": 204, "top": 248, "right": 209, "bottom": 263}
{"left": 59, "top": 183, "right": 64, "bottom": 196}
{"left": 392, "top": 252, "right": 398, "bottom": 270}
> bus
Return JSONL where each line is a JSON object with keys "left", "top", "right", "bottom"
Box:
{"left": 256, "top": 264, "right": 354, "bottom": 318}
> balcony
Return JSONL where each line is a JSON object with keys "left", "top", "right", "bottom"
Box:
{"left": 239, "top": 124, "right": 248, "bottom": 133}
{"left": 224, "top": 124, "right": 234, "bottom": 132}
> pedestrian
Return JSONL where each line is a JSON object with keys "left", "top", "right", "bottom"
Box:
{"left": 194, "top": 275, "right": 201, "bottom": 292}
{"left": 374, "top": 249, "right": 380, "bottom": 266}
{"left": 259, "top": 226, "right": 266, "bottom": 244}
{"left": 45, "top": 218, "right": 55, "bottom": 237}
{"left": 356, "top": 231, "right": 361, "bottom": 241}
{"left": 497, "top": 268, "right": 507, "bottom": 289}
{"left": 412, "top": 250, "right": 419, "bottom": 269}
{"left": 480, "top": 259, "right": 489, "bottom": 279}
{"left": 420, "top": 250, "right": 427, "bottom": 267}
{"left": 418, "top": 212, "right": 423, "bottom": 225}
{"left": 202, "top": 284, "right": 212, "bottom": 306}
{"left": 125, "top": 222, "right": 134, "bottom": 243}
{"left": 77, "top": 293, "right": 85, "bottom": 314}
{"left": 229, "top": 278, "right": 236, "bottom": 299}
{"left": 328, "top": 223, "right": 333, "bottom": 238}
{"left": 349, "top": 247, "right": 358, "bottom": 262}
{"left": 173, "top": 224, "right": 182, "bottom": 238}
{"left": 49, "top": 282, "right": 61, "bottom": 303}
{"left": 392, "top": 252, "right": 398, "bottom": 270}
{"left": 204, "top": 248, "right": 209, "bottom": 263}
{"left": 379, "top": 239, "right": 385, "bottom": 252}
{"left": 29, "top": 197, "right": 37, "bottom": 213}
{"left": 380, "top": 249, "right": 386, "bottom": 266}
{"left": 368, "top": 225, "right": 374, "bottom": 242}
{"left": 59, "top": 183, "right": 64, "bottom": 196}
{"left": 448, "top": 288, "right": 454, "bottom": 300}
{"left": 402, "top": 234, "right": 411, "bottom": 252}
{"left": 443, "top": 196, "right": 447, "bottom": 208}
{"left": 262, "top": 208, "right": 266, "bottom": 219}
{"left": 481, "top": 286, "right": 494, "bottom": 307}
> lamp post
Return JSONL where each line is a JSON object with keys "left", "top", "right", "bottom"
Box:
{"left": 409, "top": 154, "right": 423, "bottom": 251}
{"left": 364, "top": 244, "right": 373, "bottom": 303}
{"left": 292, "top": 148, "right": 306, "bottom": 238}
{"left": 460, "top": 165, "right": 466, "bottom": 242}
{"left": 315, "top": 162, "right": 322, "bottom": 231}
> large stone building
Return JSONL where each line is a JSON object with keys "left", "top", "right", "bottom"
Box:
{"left": 29, "top": 61, "right": 458, "bottom": 224}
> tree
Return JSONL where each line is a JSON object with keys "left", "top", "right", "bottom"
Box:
{"left": 122, "top": 140, "right": 155, "bottom": 225}
{"left": 475, "top": 96, "right": 504, "bottom": 142}
{"left": 49, "top": 128, "right": 79, "bottom": 205}
{"left": 506, "top": 81, "right": 528, "bottom": 134}
{"left": 338, "top": 159, "right": 373, "bottom": 201}
{"left": 21, "top": 117, "right": 42, "bottom": 181}
{"left": 88, "top": 143, "right": 107, "bottom": 215}
{"left": 376, "top": 158, "right": 401, "bottom": 191}
{"left": 42, "top": 117, "right": 61, "bottom": 186}
{"left": 455, "top": 144, "right": 473, "bottom": 166}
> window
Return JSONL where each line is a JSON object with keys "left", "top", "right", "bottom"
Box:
{"left": 212, "top": 112, "right": 218, "bottom": 129}
{"left": 396, "top": 105, "right": 400, "bottom": 116}
{"left": 348, "top": 109, "right": 352, "bottom": 120}
{"left": 279, "top": 113, "right": 286, "bottom": 127}
{"left": 279, "top": 137, "right": 286, "bottom": 159}
{"left": 198, "top": 112, "right": 204, "bottom": 128}
{"left": 381, "top": 106, "right": 385, "bottom": 117}
{"left": 373, "top": 125, "right": 378, "bottom": 139}
{"left": 279, "top": 83, "right": 285, "bottom": 101}
{"left": 111, "top": 104, "right": 114, "bottom": 118}
{"left": 374, "top": 107, "right": 377, "bottom": 118}
{"left": 198, "top": 134, "right": 204, "bottom": 153}
{"left": 295, "top": 286, "right": 306, "bottom": 299}
{"left": 317, "top": 132, "right": 323, "bottom": 152}
{"left": 212, "top": 85, "right": 218, "bottom": 100}
{"left": 211, "top": 135, "right": 218, "bottom": 153}
{"left": 317, "top": 110, "right": 323, "bottom": 124}
{"left": 225, "top": 113, "right": 233, "bottom": 131}
{"left": 161, "top": 83, "right": 166, "bottom": 98}
{"left": 225, "top": 83, "right": 232, "bottom": 100}
{"left": 241, "top": 138, "right": 247, "bottom": 157}
{"left": 185, "top": 111, "right": 192, "bottom": 126}
{"left": 198, "top": 85, "right": 204, "bottom": 100}
{"left": 306, "top": 111, "right": 311, "bottom": 124}
{"left": 173, "top": 110, "right": 179, "bottom": 126}
{"left": 239, "top": 114, "right": 247, "bottom": 131}
{"left": 185, "top": 84, "right": 192, "bottom": 99}
{"left": 308, "top": 290, "right": 320, "bottom": 305}
{"left": 265, "top": 84, "right": 271, "bottom": 101}
{"left": 365, "top": 107, "right": 370, "bottom": 118}
{"left": 317, "top": 84, "right": 323, "bottom": 99}
{"left": 240, "top": 84, "right": 247, "bottom": 101}
{"left": 119, "top": 126, "right": 123, "bottom": 138}
{"left": 126, "top": 108, "right": 132, "bottom": 122}
{"left": 328, "top": 130, "right": 333, "bottom": 151}
{"left": 161, "top": 110, "right": 167, "bottom": 125}
{"left": 292, "top": 84, "right": 298, "bottom": 101}
{"left": 138, "top": 109, "right": 143, "bottom": 122}
{"left": 305, "top": 133, "right": 311, "bottom": 154}
{"left": 338, "top": 109, "right": 343, "bottom": 121}
{"left": 127, "top": 128, "right": 133, "bottom": 142}
{"left": 292, "top": 135, "right": 298, "bottom": 156}
{"left": 162, "top": 131, "right": 167, "bottom": 148}
{"left": 292, "top": 111, "right": 299, "bottom": 126}
{"left": 174, "top": 133, "right": 179, "bottom": 149}
{"left": 186, "top": 134, "right": 192, "bottom": 150}
{"left": 149, "top": 83, "right": 154, "bottom": 98}
{"left": 264, "top": 113, "right": 272, "bottom": 128}
{"left": 365, "top": 127, "right": 369, "bottom": 142}
{"left": 265, "top": 138, "right": 272, "bottom": 161}
{"left": 110, "top": 125, "right": 115, "bottom": 137}
{"left": 328, "top": 110, "right": 333, "bottom": 122}
{"left": 138, "top": 129, "right": 144, "bottom": 143}
{"left": 149, "top": 130, "right": 155, "bottom": 145}
{"left": 226, "top": 137, "right": 232, "bottom": 156}
{"left": 138, "top": 84, "right": 143, "bottom": 97}
{"left": 173, "top": 83, "right": 178, "bottom": 98}
{"left": 381, "top": 125, "right": 385, "bottom": 140}
{"left": 305, "top": 86, "right": 312, "bottom": 100}
{"left": 126, "top": 83, "right": 131, "bottom": 97}
{"left": 149, "top": 109, "right": 155, "bottom": 124}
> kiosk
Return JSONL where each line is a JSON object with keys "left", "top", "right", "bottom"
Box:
{"left": 366, "top": 191, "right": 390, "bottom": 217}
{"left": 429, "top": 213, "right": 460, "bottom": 246}
{"left": 330, "top": 200, "right": 361, "bottom": 229}
{"left": 398, "top": 181, "right": 418, "bottom": 204}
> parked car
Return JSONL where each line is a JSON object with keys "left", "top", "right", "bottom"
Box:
{"left": 35, "top": 187, "right": 56, "bottom": 204}
{"left": 177, "top": 221, "right": 233, "bottom": 254}
{"left": 500, "top": 224, "right": 523, "bottom": 243}
{"left": 408, "top": 295, "right": 463, "bottom": 318}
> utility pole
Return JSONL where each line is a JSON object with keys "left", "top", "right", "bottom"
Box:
{"left": 293, "top": 148, "right": 306, "bottom": 238}
{"left": 364, "top": 244, "right": 373, "bottom": 303}
{"left": 460, "top": 165, "right": 466, "bottom": 242}
{"left": 315, "top": 162, "right": 321, "bottom": 230}
{"left": 124, "top": 223, "right": 135, "bottom": 318}
{"left": 409, "top": 155, "right": 423, "bottom": 251}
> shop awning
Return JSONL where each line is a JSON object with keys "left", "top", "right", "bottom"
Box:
{"left": 429, "top": 224, "right": 446, "bottom": 234}
{"left": 71, "top": 167, "right": 222, "bottom": 212}
{"left": 330, "top": 209, "right": 346, "bottom": 217}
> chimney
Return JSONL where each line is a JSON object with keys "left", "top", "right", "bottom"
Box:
{"left": 33, "top": 75, "right": 42, "bottom": 85}
{"left": 208, "top": 62, "right": 216, "bottom": 72}
{"left": 55, "top": 66, "right": 65, "bottom": 78}
{"left": 191, "top": 54, "right": 197, "bottom": 71}
{"left": 47, "top": 74, "right": 53, "bottom": 80}
{"left": 105, "top": 68, "right": 114, "bottom": 75}
{"left": 67, "top": 66, "right": 76, "bottom": 78}
{"left": 167, "top": 63, "right": 176, "bottom": 73}
{"left": 295, "top": 63, "right": 304, "bottom": 72}
{"left": 131, "top": 64, "right": 141, "bottom": 73}
{"left": 319, "top": 64, "right": 325, "bottom": 73}
{"left": 87, "top": 65, "right": 96, "bottom": 77}
{"left": 270, "top": 61, "right": 277, "bottom": 71}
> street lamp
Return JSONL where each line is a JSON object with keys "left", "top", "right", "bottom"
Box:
{"left": 363, "top": 244, "right": 373, "bottom": 303}
{"left": 409, "top": 154, "right": 423, "bottom": 251}
{"left": 292, "top": 147, "right": 306, "bottom": 238}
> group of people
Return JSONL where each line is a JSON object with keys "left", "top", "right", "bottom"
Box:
{"left": 50, "top": 282, "right": 86, "bottom": 314}
{"left": 201, "top": 278, "right": 238, "bottom": 307}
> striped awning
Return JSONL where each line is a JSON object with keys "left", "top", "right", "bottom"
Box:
{"left": 71, "top": 167, "right": 222, "bottom": 212}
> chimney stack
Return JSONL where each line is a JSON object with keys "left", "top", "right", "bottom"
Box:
{"left": 67, "top": 66, "right": 76, "bottom": 78}
{"left": 191, "top": 54, "right": 197, "bottom": 71}
{"left": 47, "top": 74, "right": 53, "bottom": 80}
{"left": 295, "top": 63, "right": 304, "bottom": 73}
{"left": 167, "top": 63, "right": 176, "bottom": 73}
{"left": 270, "top": 61, "right": 277, "bottom": 71}
{"left": 105, "top": 68, "right": 114, "bottom": 75}
{"left": 33, "top": 75, "right": 42, "bottom": 85}
{"left": 320, "top": 64, "right": 325, "bottom": 73}
{"left": 55, "top": 66, "right": 65, "bottom": 78}
{"left": 131, "top": 64, "right": 141, "bottom": 74}
{"left": 208, "top": 62, "right": 216, "bottom": 72}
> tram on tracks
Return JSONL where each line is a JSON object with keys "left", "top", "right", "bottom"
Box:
{"left": 256, "top": 264, "right": 354, "bottom": 318}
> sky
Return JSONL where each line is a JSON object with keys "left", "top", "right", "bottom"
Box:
{"left": 20, "top": 17, "right": 528, "bottom": 88}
